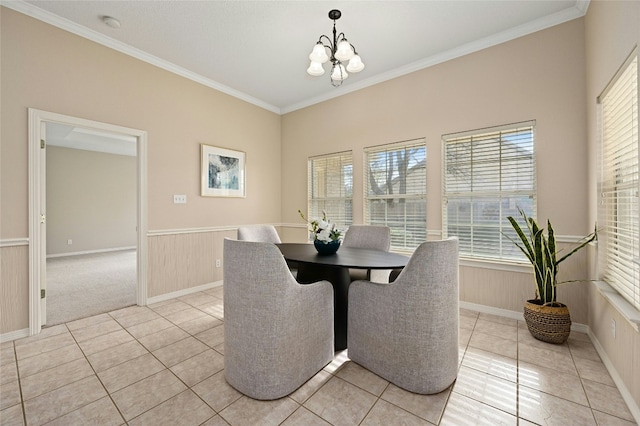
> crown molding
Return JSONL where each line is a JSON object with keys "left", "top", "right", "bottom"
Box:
{"left": 281, "top": 1, "right": 590, "bottom": 114}
{"left": 2, "top": 0, "right": 282, "bottom": 115}
{"left": 4, "top": 0, "right": 589, "bottom": 116}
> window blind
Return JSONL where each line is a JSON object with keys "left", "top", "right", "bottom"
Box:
{"left": 364, "top": 139, "right": 426, "bottom": 251}
{"left": 443, "top": 121, "right": 536, "bottom": 261}
{"left": 599, "top": 52, "right": 639, "bottom": 311}
{"left": 307, "top": 151, "right": 353, "bottom": 234}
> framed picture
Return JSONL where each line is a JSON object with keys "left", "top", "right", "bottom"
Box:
{"left": 201, "top": 144, "right": 246, "bottom": 197}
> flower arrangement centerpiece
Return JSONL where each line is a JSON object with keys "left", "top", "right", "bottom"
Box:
{"left": 298, "top": 209, "right": 343, "bottom": 255}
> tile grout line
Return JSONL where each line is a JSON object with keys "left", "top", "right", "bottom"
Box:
{"left": 110, "top": 307, "right": 219, "bottom": 425}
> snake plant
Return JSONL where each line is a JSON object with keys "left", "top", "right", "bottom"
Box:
{"left": 506, "top": 208, "right": 597, "bottom": 306}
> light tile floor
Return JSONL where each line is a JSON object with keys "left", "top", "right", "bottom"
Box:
{"left": 1, "top": 286, "right": 637, "bottom": 425}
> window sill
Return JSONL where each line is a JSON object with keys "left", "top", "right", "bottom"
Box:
{"left": 459, "top": 257, "right": 532, "bottom": 274}
{"left": 594, "top": 281, "right": 640, "bottom": 333}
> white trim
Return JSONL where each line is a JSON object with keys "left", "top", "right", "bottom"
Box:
{"left": 146, "top": 281, "right": 223, "bottom": 305}
{"left": 460, "top": 258, "right": 533, "bottom": 274}
{"left": 281, "top": 3, "right": 588, "bottom": 114}
{"left": 147, "top": 223, "right": 294, "bottom": 237}
{"left": 46, "top": 246, "right": 136, "bottom": 259}
{"left": 589, "top": 329, "right": 640, "bottom": 424}
{"left": 460, "top": 301, "right": 525, "bottom": 321}
{"left": 279, "top": 223, "right": 307, "bottom": 229}
{"left": 0, "top": 328, "right": 30, "bottom": 343}
{"left": 555, "top": 235, "right": 598, "bottom": 244}
{"left": 0, "top": 238, "right": 29, "bottom": 248}
{"left": 459, "top": 301, "right": 589, "bottom": 334}
{"left": 3, "top": 1, "right": 280, "bottom": 115}
{"left": 28, "top": 108, "right": 148, "bottom": 336}
{"left": 594, "top": 281, "right": 640, "bottom": 333}
{"left": 575, "top": 0, "right": 591, "bottom": 16}
{"left": 148, "top": 226, "right": 239, "bottom": 237}
{"left": 3, "top": 1, "right": 587, "bottom": 116}
{"left": 454, "top": 235, "right": 594, "bottom": 273}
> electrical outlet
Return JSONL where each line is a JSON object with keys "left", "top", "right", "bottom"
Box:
{"left": 216, "top": 259, "right": 221, "bottom": 268}
{"left": 173, "top": 194, "right": 187, "bottom": 204}
{"left": 611, "top": 318, "right": 616, "bottom": 339}
{"left": 67, "top": 239, "right": 72, "bottom": 245}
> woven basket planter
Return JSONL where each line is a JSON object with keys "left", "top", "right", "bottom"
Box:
{"left": 523, "top": 300, "right": 571, "bottom": 344}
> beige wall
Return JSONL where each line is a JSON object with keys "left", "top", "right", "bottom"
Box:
{"left": 46, "top": 146, "right": 136, "bottom": 255}
{"left": 584, "top": 0, "right": 640, "bottom": 411}
{"left": 3, "top": 8, "right": 639, "bottom": 415}
{"left": 0, "top": 7, "right": 282, "bottom": 238}
{"left": 0, "top": 7, "right": 281, "bottom": 332}
{"left": 282, "top": 18, "right": 590, "bottom": 316}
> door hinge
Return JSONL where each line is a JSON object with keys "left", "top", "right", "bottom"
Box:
{"left": 40, "top": 214, "right": 46, "bottom": 224}
{"left": 41, "top": 289, "right": 46, "bottom": 299}
{"left": 40, "top": 139, "right": 46, "bottom": 149}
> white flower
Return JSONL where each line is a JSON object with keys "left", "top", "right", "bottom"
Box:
{"left": 316, "top": 219, "right": 329, "bottom": 230}
{"left": 316, "top": 228, "right": 332, "bottom": 242}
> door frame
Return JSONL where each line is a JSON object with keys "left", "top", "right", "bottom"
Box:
{"left": 28, "top": 108, "right": 148, "bottom": 335}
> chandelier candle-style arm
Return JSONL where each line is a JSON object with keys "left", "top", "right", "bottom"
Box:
{"left": 306, "top": 9, "right": 365, "bottom": 87}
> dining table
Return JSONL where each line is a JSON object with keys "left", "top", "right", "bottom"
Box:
{"left": 276, "top": 243, "right": 409, "bottom": 350}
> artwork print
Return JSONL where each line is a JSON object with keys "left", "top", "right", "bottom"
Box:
{"left": 201, "top": 144, "right": 246, "bottom": 197}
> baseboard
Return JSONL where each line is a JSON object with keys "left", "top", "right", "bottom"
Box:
{"left": 460, "top": 301, "right": 525, "bottom": 321}
{"left": 0, "top": 328, "right": 30, "bottom": 343}
{"left": 47, "top": 246, "right": 136, "bottom": 259}
{"left": 459, "top": 301, "right": 589, "bottom": 333}
{"left": 146, "top": 280, "right": 223, "bottom": 305}
{"left": 589, "top": 329, "right": 640, "bottom": 424}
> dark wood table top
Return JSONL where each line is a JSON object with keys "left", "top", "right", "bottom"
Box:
{"left": 276, "top": 243, "right": 409, "bottom": 270}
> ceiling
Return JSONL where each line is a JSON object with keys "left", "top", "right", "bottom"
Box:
{"left": 46, "top": 122, "right": 137, "bottom": 156}
{"left": 8, "top": 0, "right": 588, "bottom": 114}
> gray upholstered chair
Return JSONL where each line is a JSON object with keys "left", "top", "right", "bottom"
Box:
{"left": 236, "top": 225, "right": 282, "bottom": 243}
{"left": 342, "top": 225, "right": 391, "bottom": 282}
{"left": 237, "top": 225, "right": 299, "bottom": 275}
{"left": 223, "top": 238, "right": 334, "bottom": 400}
{"left": 347, "top": 237, "right": 459, "bottom": 394}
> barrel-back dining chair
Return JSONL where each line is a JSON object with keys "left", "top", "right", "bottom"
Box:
{"left": 223, "top": 238, "right": 334, "bottom": 400}
{"left": 342, "top": 225, "right": 391, "bottom": 282}
{"left": 348, "top": 237, "right": 459, "bottom": 394}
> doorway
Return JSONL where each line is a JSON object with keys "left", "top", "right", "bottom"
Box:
{"left": 28, "top": 109, "right": 148, "bottom": 335}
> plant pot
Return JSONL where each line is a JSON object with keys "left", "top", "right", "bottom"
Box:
{"left": 314, "top": 239, "right": 340, "bottom": 255}
{"left": 523, "top": 300, "right": 571, "bottom": 344}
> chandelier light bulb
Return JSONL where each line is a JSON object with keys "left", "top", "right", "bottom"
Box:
{"left": 335, "top": 40, "right": 355, "bottom": 62}
{"left": 346, "top": 54, "right": 365, "bottom": 73}
{"left": 330, "top": 63, "right": 349, "bottom": 82}
{"left": 307, "top": 61, "right": 326, "bottom": 76}
{"left": 309, "top": 43, "right": 329, "bottom": 63}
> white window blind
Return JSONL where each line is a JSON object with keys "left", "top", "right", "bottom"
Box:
{"left": 443, "top": 121, "right": 536, "bottom": 261}
{"left": 598, "top": 52, "right": 639, "bottom": 311}
{"left": 364, "top": 139, "right": 426, "bottom": 251}
{"left": 307, "top": 151, "right": 353, "bottom": 233}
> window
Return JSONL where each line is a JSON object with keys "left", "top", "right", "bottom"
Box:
{"left": 443, "top": 121, "right": 536, "bottom": 261}
{"left": 307, "top": 151, "right": 353, "bottom": 232}
{"left": 364, "top": 139, "right": 426, "bottom": 251}
{"left": 598, "top": 52, "right": 639, "bottom": 311}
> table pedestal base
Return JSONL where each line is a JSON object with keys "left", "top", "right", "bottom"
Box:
{"left": 296, "top": 263, "right": 350, "bottom": 351}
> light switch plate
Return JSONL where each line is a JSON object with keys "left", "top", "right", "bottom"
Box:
{"left": 173, "top": 194, "right": 187, "bottom": 204}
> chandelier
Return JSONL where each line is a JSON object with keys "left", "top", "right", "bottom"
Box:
{"left": 306, "top": 9, "right": 365, "bottom": 87}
